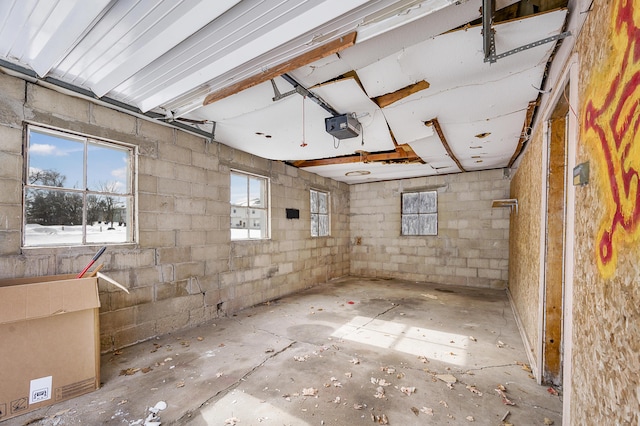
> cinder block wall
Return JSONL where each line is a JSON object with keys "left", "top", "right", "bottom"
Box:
{"left": 350, "top": 169, "right": 511, "bottom": 288}
{"left": 0, "top": 73, "right": 350, "bottom": 352}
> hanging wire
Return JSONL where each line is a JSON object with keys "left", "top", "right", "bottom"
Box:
{"left": 300, "top": 95, "right": 308, "bottom": 147}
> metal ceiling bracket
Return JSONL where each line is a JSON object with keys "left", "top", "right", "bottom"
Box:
{"left": 208, "top": 121, "right": 217, "bottom": 143}
{"left": 484, "top": 31, "right": 572, "bottom": 63}
{"left": 270, "top": 79, "right": 298, "bottom": 101}
{"left": 482, "top": 0, "right": 496, "bottom": 63}
{"left": 482, "top": 0, "right": 571, "bottom": 64}
{"left": 280, "top": 74, "right": 339, "bottom": 116}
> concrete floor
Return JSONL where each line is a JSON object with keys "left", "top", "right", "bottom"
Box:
{"left": 8, "top": 277, "right": 562, "bottom": 425}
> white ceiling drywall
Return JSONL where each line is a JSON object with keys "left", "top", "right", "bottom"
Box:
{"left": 0, "top": 0, "right": 569, "bottom": 184}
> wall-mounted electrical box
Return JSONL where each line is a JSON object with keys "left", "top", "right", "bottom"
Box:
{"left": 573, "top": 161, "right": 589, "bottom": 186}
{"left": 325, "top": 114, "right": 361, "bottom": 139}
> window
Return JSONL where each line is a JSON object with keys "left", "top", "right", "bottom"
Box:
{"left": 230, "top": 171, "right": 269, "bottom": 240}
{"left": 401, "top": 190, "right": 437, "bottom": 236}
{"left": 310, "top": 189, "right": 329, "bottom": 237}
{"left": 24, "top": 125, "right": 135, "bottom": 247}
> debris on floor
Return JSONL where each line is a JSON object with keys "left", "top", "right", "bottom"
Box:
{"left": 120, "top": 367, "right": 141, "bottom": 376}
{"left": 14, "top": 277, "right": 564, "bottom": 425}
{"left": 466, "top": 385, "right": 483, "bottom": 396}
{"left": 371, "top": 377, "right": 391, "bottom": 386}
{"left": 421, "top": 407, "right": 434, "bottom": 415}
{"left": 130, "top": 401, "right": 167, "bottom": 426}
{"left": 399, "top": 386, "right": 416, "bottom": 396}
{"left": 495, "top": 387, "right": 516, "bottom": 406}
{"left": 371, "top": 413, "right": 389, "bottom": 424}
{"left": 302, "top": 387, "right": 318, "bottom": 396}
{"left": 436, "top": 373, "right": 457, "bottom": 384}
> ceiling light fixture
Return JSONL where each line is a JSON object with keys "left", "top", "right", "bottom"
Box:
{"left": 345, "top": 170, "right": 371, "bottom": 176}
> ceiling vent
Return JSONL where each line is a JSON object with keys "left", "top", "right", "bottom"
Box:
{"left": 325, "top": 114, "right": 361, "bottom": 139}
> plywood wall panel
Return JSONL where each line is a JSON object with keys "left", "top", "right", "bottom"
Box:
{"left": 569, "top": 0, "right": 640, "bottom": 423}
{"left": 508, "top": 126, "right": 544, "bottom": 365}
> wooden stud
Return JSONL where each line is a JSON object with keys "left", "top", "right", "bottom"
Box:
{"left": 426, "top": 117, "right": 466, "bottom": 172}
{"left": 508, "top": 100, "right": 538, "bottom": 167}
{"left": 292, "top": 148, "right": 422, "bottom": 168}
{"left": 203, "top": 32, "right": 357, "bottom": 106}
{"left": 373, "top": 80, "right": 430, "bottom": 108}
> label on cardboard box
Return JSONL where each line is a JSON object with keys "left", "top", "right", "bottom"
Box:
{"left": 29, "top": 376, "right": 52, "bottom": 404}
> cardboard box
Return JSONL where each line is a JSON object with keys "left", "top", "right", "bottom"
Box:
{"left": 0, "top": 274, "right": 100, "bottom": 422}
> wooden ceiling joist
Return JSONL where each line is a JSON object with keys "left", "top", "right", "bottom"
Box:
{"left": 424, "top": 117, "right": 466, "bottom": 172}
{"left": 292, "top": 146, "right": 422, "bottom": 168}
{"left": 372, "top": 80, "right": 430, "bottom": 108}
{"left": 203, "top": 32, "right": 357, "bottom": 106}
{"left": 508, "top": 99, "right": 538, "bottom": 167}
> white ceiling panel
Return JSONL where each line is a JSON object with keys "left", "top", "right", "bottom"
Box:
{"left": 289, "top": 0, "right": 490, "bottom": 88}
{"left": 188, "top": 78, "right": 295, "bottom": 122}
{"left": 357, "top": 9, "right": 568, "bottom": 98}
{"left": 408, "top": 135, "right": 458, "bottom": 167}
{"left": 382, "top": 66, "right": 544, "bottom": 146}
{"left": 302, "top": 161, "right": 438, "bottom": 184}
{"left": 288, "top": 54, "right": 354, "bottom": 90}
{"left": 202, "top": 90, "right": 371, "bottom": 162}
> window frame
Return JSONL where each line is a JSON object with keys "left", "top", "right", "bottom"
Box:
{"left": 310, "top": 188, "right": 330, "bottom": 237}
{"left": 229, "top": 170, "right": 270, "bottom": 240}
{"left": 23, "top": 124, "right": 137, "bottom": 248}
{"left": 401, "top": 190, "right": 438, "bottom": 236}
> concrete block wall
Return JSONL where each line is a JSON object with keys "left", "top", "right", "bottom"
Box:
{"left": 350, "top": 169, "right": 511, "bottom": 288}
{"left": 0, "top": 72, "right": 349, "bottom": 352}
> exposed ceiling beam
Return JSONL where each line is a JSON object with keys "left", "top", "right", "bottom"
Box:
{"left": 372, "top": 79, "right": 430, "bottom": 108}
{"left": 291, "top": 146, "right": 422, "bottom": 168}
{"left": 203, "top": 32, "right": 357, "bottom": 106}
{"left": 424, "top": 118, "right": 466, "bottom": 172}
{"left": 508, "top": 99, "right": 538, "bottom": 167}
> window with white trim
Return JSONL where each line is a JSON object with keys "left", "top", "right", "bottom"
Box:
{"left": 230, "top": 171, "right": 269, "bottom": 240}
{"left": 401, "top": 190, "right": 437, "bottom": 236}
{"left": 310, "top": 189, "right": 329, "bottom": 237}
{"left": 24, "top": 125, "right": 135, "bottom": 247}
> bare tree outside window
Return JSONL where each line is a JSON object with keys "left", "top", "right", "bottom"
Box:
{"left": 24, "top": 125, "right": 135, "bottom": 247}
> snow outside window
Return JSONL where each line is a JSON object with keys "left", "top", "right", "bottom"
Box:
{"left": 24, "top": 125, "right": 135, "bottom": 247}
{"left": 230, "top": 171, "right": 269, "bottom": 240}
{"left": 401, "top": 190, "right": 437, "bottom": 236}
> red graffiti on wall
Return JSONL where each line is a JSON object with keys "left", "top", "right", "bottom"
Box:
{"left": 583, "top": 0, "right": 640, "bottom": 276}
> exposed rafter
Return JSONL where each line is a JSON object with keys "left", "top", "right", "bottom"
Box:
{"left": 424, "top": 118, "right": 466, "bottom": 172}
{"left": 291, "top": 147, "right": 422, "bottom": 168}
{"left": 508, "top": 99, "right": 538, "bottom": 167}
{"left": 372, "top": 80, "right": 430, "bottom": 108}
{"left": 203, "top": 32, "right": 357, "bottom": 106}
